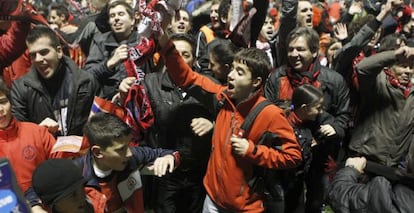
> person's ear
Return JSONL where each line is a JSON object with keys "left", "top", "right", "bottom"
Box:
{"left": 220, "top": 16, "right": 227, "bottom": 25}
{"left": 300, "top": 103, "right": 307, "bottom": 110}
{"left": 223, "top": 63, "right": 231, "bottom": 72}
{"left": 91, "top": 145, "right": 104, "bottom": 159}
{"left": 56, "top": 45, "right": 63, "bottom": 59}
{"left": 59, "top": 14, "right": 66, "bottom": 22}
{"left": 252, "top": 77, "right": 262, "bottom": 88}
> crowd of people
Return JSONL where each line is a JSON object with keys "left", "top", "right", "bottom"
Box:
{"left": 1, "top": 0, "right": 414, "bottom": 212}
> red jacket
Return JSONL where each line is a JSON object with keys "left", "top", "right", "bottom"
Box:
{"left": 0, "top": 21, "right": 30, "bottom": 70}
{"left": 161, "top": 41, "right": 302, "bottom": 212}
{"left": 0, "top": 119, "right": 63, "bottom": 194}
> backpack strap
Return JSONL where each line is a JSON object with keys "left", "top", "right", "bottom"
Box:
{"left": 240, "top": 100, "right": 273, "bottom": 137}
{"left": 200, "top": 26, "right": 215, "bottom": 44}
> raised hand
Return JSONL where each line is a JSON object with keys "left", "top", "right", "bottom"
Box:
{"left": 107, "top": 44, "right": 129, "bottom": 69}
{"left": 334, "top": 23, "right": 348, "bottom": 41}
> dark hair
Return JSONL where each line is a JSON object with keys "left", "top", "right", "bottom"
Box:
{"left": 218, "top": 0, "right": 231, "bottom": 27}
{"left": 170, "top": 33, "right": 196, "bottom": 57}
{"left": 291, "top": 84, "right": 323, "bottom": 109}
{"left": 26, "top": 25, "right": 61, "bottom": 49}
{"left": 233, "top": 48, "right": 271, "bottom": 87}
{"left": 50, "top": 3, "right": 70, "bottom": 20}
{"left": 287, "top": 27, "right": 320, "bottom": 54}
{"left": 0, "top": 77, "right": 10, "bottom": 100}
{"left": 83, "top": 113, "right": 131, "bottom": 149}
{"left": 378, "top": 33, "right": 407, "bottom": 52}
{"left": 174, "top": 9, "right": 193, "bottom": 25}
{"left": 208, "top": 38, "right": 239, "bottom": 67}
{"left": 108, "top": 0, "right": 134, "bottom": 19}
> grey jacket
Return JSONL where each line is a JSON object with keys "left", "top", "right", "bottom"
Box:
{"left": 349, "top": 51, "right": 414, "bottom": 166}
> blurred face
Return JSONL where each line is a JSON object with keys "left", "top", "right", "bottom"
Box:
{"left": 209, "top": 53, "right": 228, "bottom": 81}
{"left": 0, "top": 93, "right": 12, "bottom": 129}
{"left": 54, "top": 186, "right": 87, "bottom": 213}
{"left": 391, "top": 63, "right": 414, "bottom": 86}
{"left": 49, "top": 10, "right": 65, "bottom": 27}
{"left": 170, "top": 10, "right": 191, "bottom": 34}
{"left": 210, "top": 4, "right": 220, "bottom": 29}
{"left": 288, "top": 36, "right": 316, "bottom": 72}
{"left": 297, "top": 1, "right": 313, "bottom": 28}
{"left": 109, "top": 5, "right": 135, "bottom": 40}
{"left": 27, "top": 36, "right": 63, "bottom": 79}
{"left": 99, "top": 136, "right": 133, "bottom": 171}
{"left": 227, "top": 61, "right": 258, "bottom": 103}
{"left": 259, "top": 16, "right": 276, "bottom": 42}
{"left": 173, "top": 40, "right": 194, "bottom": 66}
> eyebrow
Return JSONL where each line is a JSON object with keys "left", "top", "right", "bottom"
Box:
{"left": 28, "top": 48, "right": 48, "bottom": 55}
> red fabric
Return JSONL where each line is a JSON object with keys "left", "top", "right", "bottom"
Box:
{"left": 3, "top": 50, "right": 31, "bottom": 88}
{"left": 384, "top": 68, "right": 412, "bottom": 98}
{"left": 84, "top": 187, "right": 106, "bottom": 213}
{"left": 161, "top": 41, "right": 302, "bottom": 212}
{"left": 0, "top": 119, "right": 62, "bottom": 193}
{"left": 98, "top": 175, "right": 144, "bottom": 213}
{"left": 285, "top": 63, "right": 321, "bottom": 89}
{"left": 122, "top": 37, "right": 156, "bottom": 142}
{"left": 0, "top": 21, "right": 30, "bottom": 70}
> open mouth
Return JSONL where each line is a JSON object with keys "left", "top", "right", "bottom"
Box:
{"left": 228, "top": 82, "right": 235, "bottom": 91}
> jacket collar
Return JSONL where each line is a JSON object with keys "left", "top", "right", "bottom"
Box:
{"left": 104, "top": 31, "right": 140, "bottom": 47}
{"left": 0, "top": 118, "right": 18, "bottom": 142}
{"left": 221, "top": 87, "right": 265, "bottom": 116}
{"left": 24, "top": 56, "right": 87, "bottom": 91}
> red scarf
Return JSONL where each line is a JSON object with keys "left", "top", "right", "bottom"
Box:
{"left": 384, "top": 68, "right": 412, "bottom": 98}
{"left": 123, "top": 38, "right": 156, "bottom": 142}
{"left": 286, "top": 62, "right": 321, "bottom": 89}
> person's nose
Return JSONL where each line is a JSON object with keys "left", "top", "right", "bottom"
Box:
{"left": 34, "top": 52, "right": 43, "bottom": 62}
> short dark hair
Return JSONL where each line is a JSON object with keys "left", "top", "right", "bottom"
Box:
{"left": 291, "top": 84, "right": 323, "bottom": 109}
{"left": 378, "top": 33, "right": 407, "bottom": 52}
{"left": 208, "top": 38, "right": 239, "bottom": 67}
{"left": 50, "top": 3, "right": 70, "bottom": 20}
{"left": 233, "top": 48, "right": 271, "bottom": 87}
{"left": 26, "top": 25, "right": 61, "bottom": 49}
{"left": 287, "top": 27, "right": 320, "bottom": 54}
{"left": 170, "top": 33, "right": 196, "bottom": 57}
{"left": 108, "top": 0, "right": 134, "bottom": 19}
{"left": 83, "top": 113, "right": 131, "bottom": 149}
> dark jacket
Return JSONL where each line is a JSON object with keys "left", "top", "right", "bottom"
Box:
{"left": 264, "top": 63, "right": 351, "bottom": 139}
{"left": 328, "top": 167, "right": 414, "bottom": 213}
{"left": 84, "top": 30, "right": 152, "bottom": 99}
{"left": 349, "top": 51, "right": 414, "bottom": 166}
{"left": 143, "top": 70, "right": 213, "bottom": 175}
{"left": 11, "top": 56, "right": 100, "bottom": 136}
